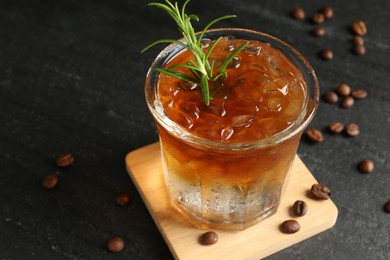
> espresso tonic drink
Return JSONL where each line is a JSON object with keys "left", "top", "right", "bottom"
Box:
{"left": 146, "top": 29, "right": 319, "bottom": 230}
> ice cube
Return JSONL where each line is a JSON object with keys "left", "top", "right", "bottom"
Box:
{"left": 263, "top": 78, "right": 289, "bottom": 95}
{"left": 220, "top": 125, "right": 234, "bottom": 141}
{"left": 203, "top": 98, "right": 227, "bottom": 117}
{"left": 244, "top": 42, "right": 262, "bottom": 56}
{"left": 175, "top": 112, "right": 194, "bottom": 129}
{"left": 200, "top": 38, "right": 211, "bottom": 48}
{"left": 194, "top": 126, "right": 220, "bottom": 140}
{"left": 255, "top": 118, "right": 288, "bottom": 137}
{"left": 267, "top": 59, "right": 284, "bottom": 77}
{"left": 279, "top": 82, "right": 305, "bottom": 123}
{"left": 211, "top": 83, "right": 230, "bottom": 100}
{"left": 226, "top": 56, "right": 241, "bottom": 69}
{"left": 208, "top": 55, "right": 240, "bottom": 71}
{"left": 267, "top": 93, "right": 284, "bottom": 111}
{"left": 179, "top": 80, "right": 198, "bottom": 91}
{"left": 230, "top": 70, "right": 269, "bottom": 99}
{"left": 219, "top": 35, "right": 236, "bottom": 52}
{"left": 231, "top": 115, "right": 253, "bottom": 128}
{"left": 232, "top": 127, "right": 265, "bottom": 141}
{"left": 224, "top": 99, "right": 259, "bottom": 117}
{"left": 182, "top": 102, "right": 200, "bottom": 119}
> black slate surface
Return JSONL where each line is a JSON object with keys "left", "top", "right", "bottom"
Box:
{"left": 1, "top": 0, "right": 389, "bottom": 259}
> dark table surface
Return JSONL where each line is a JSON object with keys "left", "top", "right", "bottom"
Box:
{"left": 1, "top": 0, "right": 389, "bottom": 259}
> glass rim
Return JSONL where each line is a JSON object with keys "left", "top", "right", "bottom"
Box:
{"left": 145, "top": 28, "right": 320, "bottom": 150}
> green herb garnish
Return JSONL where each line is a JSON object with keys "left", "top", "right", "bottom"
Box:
{"left": 142, "top": 0, "right": 248, "bottom": 105}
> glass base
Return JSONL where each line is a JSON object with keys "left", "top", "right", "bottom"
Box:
{"left": 171, "top": 198, "right": 279, "bottom": 230}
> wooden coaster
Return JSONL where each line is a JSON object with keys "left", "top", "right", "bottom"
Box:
{"left": 125, "top": 142, "right": 338, "bottom": 260}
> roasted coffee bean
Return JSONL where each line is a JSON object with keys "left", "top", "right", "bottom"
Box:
{"left": 344, "top": 123, "right": 360, "bottom": 137}
{"left": 340, "top": 96, "right": 355, "bottom": 108}
{"left": 328, "top": 122, "right": 344, "bottom": 134}
{"left": 55, "top": 152, "right": 74, "bottom": 167}
{"left": 351, "top": 88, "right": 368, "bottom": 99}
{"left": 352, "top": 20, "right": 367, "bottom": 36}
{"left": 42, "top": 173, "right": 59, "bottom": 189}
{"left": 199, "top": 231, "right": 218, "bottom": 245}
{"left": 116, "top": 192, "right": 132, "bottom": 206}
{"left": 323, "top": 91, "right": 338, "bottom": 103}
{"left": 322, "top": 6, "right": 334, "bottom": 19}
{"left": 384, "top": 200, "right": 390, "bottom": 213}
{"left": 107, "top": 237, "right": 125, "bottom": 253}
{"left": 292, "top": 200, "right": 308, "bottom": 217}
{"left": 359, "top": 159, "right": 374, "bottom": 173}
{"left": 353, "top": 36, "right": 364, "bottom": 46}
{"left": 313, "top": 27, "right": 326, "bottom": 37}
{"left": 280, "top": 220, "right": 300, "bottom": 234}
{"left": 336, "top": 83, "right": 351, "bottom": 96}
{"left": 306, "top": 128, "right": 324, "bottom": 143}
{"left": 292, "top": 7, "right": 305, "bottom": 20}
{"left": 353, "top": 44, "right": 366, "bottom": 56}
{"left": 311, "top": 183, "right": 331, "bottom": 200}
{"left": 312, "top": 13, "right": 325, "bottom": 24}
{"left": 320, "top": 48, "right": 333, "bottom": 60}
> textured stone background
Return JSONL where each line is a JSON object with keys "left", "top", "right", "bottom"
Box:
{"left": 1, "top": 0, "right": 389, "bottom": 259}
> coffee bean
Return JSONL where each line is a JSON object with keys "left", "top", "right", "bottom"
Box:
{"left": 359, "top": 159, "right": 374, "bottom": 173}
{"left": 328, "top": 122, "right": 344, "bottom": 134}
{"left": 320, "top": 48, "right": 333, "bottom": 60}
{"left": 344, "top": 123, "right": 360, "bottom": 137}
{"left": 322, "top": 6, "right": 334, "bottom": 19}
{"left": 323, "top": 91, "right": 338, "bottom": 103}
{"left": 313, "top": 27, "right": 326, "bottom": 37}
{"left": 280, "top": 220, "right": 300, "bottom": 234}
{"left": 311, "top": 183, "right": 331, "bottom": 200}
{"left": 55, "top": 152, "right": 74, "bottom": 167}
{"left": 340, "top": 96, "right": 355, "bottom": 108}
{"left": 336, "top": 83, "right": 351, "bottom": 96}
{"left": 352, "top": 20, "right": 367, "bottom": 36}
{"left": 312, "top": 13, "right": 325, "bottom": 24}
{"left": 306, "top": 128, "right": 324, "bottom": 143}
{"left": 353, "top": 36, "right": 364, "bottom": 46}
{"left": 292, "top": 7, "right": 305, "bottom": 20}
{"left": 42, "top": 173, "right": 59, "bottom": 189}
{"left": 384, "top": 200, "right": 390, "bottom": 213}
{"left": 116, "top": 192, "right": 132, "bottom": 206}
{"left": 199, "top": 231, "right": 218, "bottom": 245}
{"left": 353, "top": 44, "right": 366, "bottom": 56}
{"left": 107, "top": 237, "right": 125, "bottom": 253}
{"left": 292, "top": 200, "right": 308, "bottom": 217}
{"left": 351, "top": 88, "right": 368, "bottom": 99}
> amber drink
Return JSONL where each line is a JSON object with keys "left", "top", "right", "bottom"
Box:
{"left": 145, "top": 29, "right": 319, "bottom": 230}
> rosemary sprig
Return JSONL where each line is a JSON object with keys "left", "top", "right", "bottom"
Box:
{"left": 142, "top": 0, "right": 248, "bottom": 105}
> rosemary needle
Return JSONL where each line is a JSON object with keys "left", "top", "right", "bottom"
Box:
{"left": 142, "top": 0, "right": 248, "bottom": 105}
